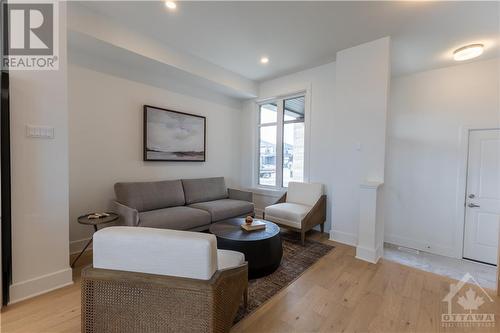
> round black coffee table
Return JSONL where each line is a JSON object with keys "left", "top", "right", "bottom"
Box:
{"left": 209, "top": 218, "right": 282, "bottom": 279}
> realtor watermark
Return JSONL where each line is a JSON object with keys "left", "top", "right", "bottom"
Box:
{"left": 441, "top": 273, "right": 495, "bottom": 328}
{"left": 2, "top": 0, "right": 59, "bottom": 70}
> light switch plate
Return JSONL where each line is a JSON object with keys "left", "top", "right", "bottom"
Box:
{"left": 26, "top": 125, "right": 55, "bottom": 139}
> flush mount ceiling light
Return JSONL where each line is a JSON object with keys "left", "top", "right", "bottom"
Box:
{"left": 165, "top": 1, "right": 176, "bottom": 9}
{"left": 453, "top": 44, "right": 484, "bottom": 61}
{"left": 260, "top": 56, "right": 269, "bottom": 64}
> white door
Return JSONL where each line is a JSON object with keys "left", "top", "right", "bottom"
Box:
{"left": 463, "top": 129, "right": 500, "bottom": 265}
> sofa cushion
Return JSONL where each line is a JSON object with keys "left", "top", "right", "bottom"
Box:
{"left": 217, "top": 249, "right": 245, "bottom": 270}
{"left": 264, "top": 202, "right": 312, "bottom": 228}
{"left": 115, "top": 180, "right": 185, "bottom": 212}
{"left": 139, "top": 206, "right": 211, "bottom": 230}
{"left": 93, "top": 226, "right": 218, "bottom": 280}
{"left": 182, "top": 177, "right": 228, "bottom": 204}
{"left": 286, "top": 182, "right": 323, "bottom": 207}
{"left": 189, "top": 199, "right": 254, "bottom": 222}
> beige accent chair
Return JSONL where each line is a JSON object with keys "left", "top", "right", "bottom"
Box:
{"left": 264, "top": 182, "right": 326, "bottom": 245}
{"left": 81, "top": 227, "right": 248, "bottom": 333}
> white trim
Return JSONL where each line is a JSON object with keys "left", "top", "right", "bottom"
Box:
{"left": 253, "top": 85, "right": 312, "bottom": 190}
{"left": 385, "top": 234, "right": 456, "bottom": 258}
{"left": 276, "top": 97, "right": 284, "bottom": 187}
{"left": 247, "top": 187, "right": 285, "bottom": 197}
{"left": 9, "top": 268, "right": 73, "bottom": 304}
{"left": 303, "top": 85, "right": 312, "bottom": 183}
{"left": 329, "top": 229, "right": 357, "bottom": 247}
{"left": 70, "top": 237, "right": 92, "bottom": 254}
{"left": 256, "top": 89, "right": 309, "bottom": 104}
{"left": 355, "top": 244, "right": 382, "bottom": 264}
{"left": 454, "top": 125, "right": 471, "bottom": 259}
{"left": 252, "top": 103, "right": 260, "bottom": 188}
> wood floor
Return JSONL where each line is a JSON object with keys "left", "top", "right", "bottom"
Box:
{"left": 2, "top": 232, "right": 499, "bottom": 333}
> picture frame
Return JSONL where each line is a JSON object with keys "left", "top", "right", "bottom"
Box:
{"left": 143, "top": 105, "right": 206, "bottom": 162}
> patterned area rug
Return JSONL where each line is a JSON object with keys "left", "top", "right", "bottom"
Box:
{"left": 234, "top": 233, "right": 334, "bottom": 323}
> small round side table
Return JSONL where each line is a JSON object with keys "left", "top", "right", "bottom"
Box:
{"left": 70, "top": 212, "right": 119, "bottom": 268}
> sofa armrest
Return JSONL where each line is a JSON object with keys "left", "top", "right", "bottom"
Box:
{"left": 210, "top": 263, "right": 249, "bottom": 331}
{"left": 112, "top": 201, "right": 139, "bottom": 226}
{"left": 81, "top": 263, "right": 248, "bottom": 333}
{"left": 228, "top": 188, "right": 253, "bottom": 202}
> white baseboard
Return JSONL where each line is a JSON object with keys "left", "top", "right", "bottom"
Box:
{"left": 384, "top": 234, "right": 456, "bottom": 258}
{"left": 355, "top": 244, "right": 383, "bottom": 264}
{"left": 70, "top": 237, "right": 92, "bottom": 255}
{"left": 329, "top": 229, "right": 357, "bottom": 247}
{"left": 9, "top": 268, "right": 73, "bottom": 304}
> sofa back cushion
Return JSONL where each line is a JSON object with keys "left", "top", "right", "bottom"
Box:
{"left": 286, "top": 182, "right": 323, "bottom": 207}
{"left": 114, "top": 180, "right": 185, "bottom": 212}
{"left": 182, "top": 177, "right": 228, "bottom": 204}
{"left": 93, "top": 227, "right": 218, "bottom": 280}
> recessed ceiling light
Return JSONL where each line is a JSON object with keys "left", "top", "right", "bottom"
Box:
{"left": 453, "top": 44, "right": 484, "bottom": 61}
{"left": 165, "top": 1, "right": 176, "bottom": 9}
{"left": 260, "top": 57, "right": 269, "bottom": 64}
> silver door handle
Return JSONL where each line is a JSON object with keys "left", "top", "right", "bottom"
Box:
{"left": 468, "top": 203, "right": 480, "bottom": 208}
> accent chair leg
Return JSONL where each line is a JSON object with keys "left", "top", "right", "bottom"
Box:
{"left": 243, "top": 287, "right": 248, "bottom": 309}
{"left": 301, "top": 231, "right": 305, "bottom": 245}
{"left": 320, "top": 223, "right": 324, "bottom": 234}
{"left": 262, "top": 211, "right": 265, "bottom": 219}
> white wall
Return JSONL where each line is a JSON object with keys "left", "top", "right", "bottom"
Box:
{"left": 67, "top": 3, "right": 257, "bottom": 99}
{"left": 240, "top": 62, "right": 336, "bottom": 231}
{"left": 385, "top": 58, "right": 500, "bottom": 257}
{"left": 330, "top": 37, "right": 391, "bottom": 245}
{"left": 241, "top": 38, "right": 391, "bottom": 239}
{"left": 68, "top": 65, "right": 244, "bottom": 251}
{"left": 9, "top": 3, "right": 72, "bottom": 303}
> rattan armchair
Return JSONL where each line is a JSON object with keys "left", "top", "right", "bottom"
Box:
{"left": 81, "top": 264, "right": 247, "bottom": 333}
{"left": 81, "top": 226, "right": 248, "bottom": 333}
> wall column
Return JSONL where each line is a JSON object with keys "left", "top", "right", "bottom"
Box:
{"left": 329, "top": 36, "right": 391, "bottom": 247}
{"left": 356, "top": 181, "right": 384, "bottom": 263}
{"left": 9, "top": 1, "right": 72, "bottom": 303}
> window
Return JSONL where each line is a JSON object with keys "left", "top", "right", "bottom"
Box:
{"left": 258, "top": 94, "right": 306, "bottom": 188}
{"left": 283, "top": 96, "right": 305, "bottom": 187}
{"left": 258, "top": 103, "right": 277, "bottom": 186}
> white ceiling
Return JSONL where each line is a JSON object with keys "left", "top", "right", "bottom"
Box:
{"left": 78, "top": 1, "right": 499, "bottom": 81}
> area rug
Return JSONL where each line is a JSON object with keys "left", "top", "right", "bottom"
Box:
{"left": 234, "top": 233, "right": 334, "bottom": 323}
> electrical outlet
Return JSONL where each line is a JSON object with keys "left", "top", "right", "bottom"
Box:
{"left": 26, "top": 125, "right": 54, "bottom": 139}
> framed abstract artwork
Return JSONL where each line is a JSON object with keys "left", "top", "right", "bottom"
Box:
{"left": 143, "top": 105, "right": 206, "bottom": 161}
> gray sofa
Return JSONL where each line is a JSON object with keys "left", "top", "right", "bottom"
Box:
{"left": 113, "top": 177, "right": 254, "bottom": 231}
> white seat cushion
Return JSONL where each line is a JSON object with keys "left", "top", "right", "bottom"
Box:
{"left": 93, "top": 226, "right": 218, "bottom": 280}
{"left": 264, "top": 202, "right": 312, "bottom": 228}
{"left": 217, "top": 249, "right": 245, "bottom": 270}
{"left": 287, "top": 182, "right": 323, "bottom": 206}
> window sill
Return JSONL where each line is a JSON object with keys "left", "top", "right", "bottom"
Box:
{"left": 247, "top": 187, "right": 286, "bottom": 197}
